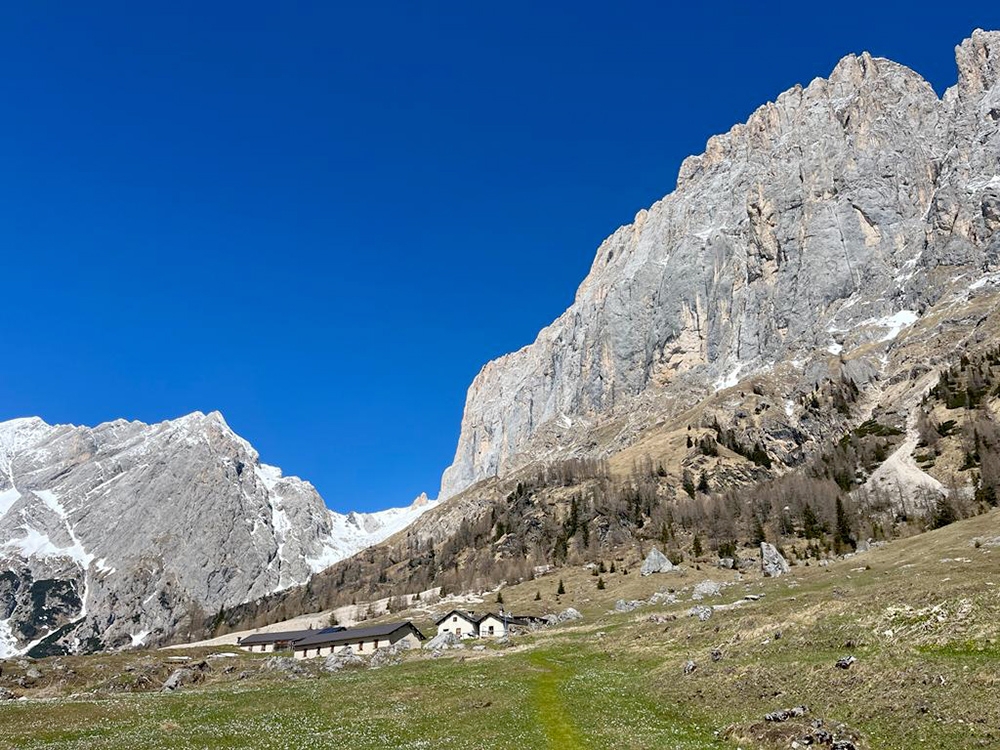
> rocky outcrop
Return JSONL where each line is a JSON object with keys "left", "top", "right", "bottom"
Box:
{"left": 640, "top": 547, "right": 675, "bottom": 575}
{"left": 423, "top": 632, "right": 463, "bottom": 650}
{"left": 0, "top": 412, "right": 436, "bottom": 657}
{"left": 761, "top": 543, "right": 791, "bottom": 578}
{"left": 440, "top": 30, "right": 1000, "bottom": 500}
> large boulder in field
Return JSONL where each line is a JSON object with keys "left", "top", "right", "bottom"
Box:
{"left": 641, "top": 547, "right": 675, "bottom": 576}
{"left": 545, "top": 608, "right": 583, "bottom": 625}
{"left": 323, "top": 651, "right": 366, "bottom": 672}
{"left": 161, "top": 668, "right": 195, "bottom": 692}
{"left": 423, "top": 632, "right": 464, "bottom": 650}
{"left": 760, "top": 543, "right": 790, "bottom": 577}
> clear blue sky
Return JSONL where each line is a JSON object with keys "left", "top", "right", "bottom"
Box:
{"left": 1, "top": 2, "right": 996, "bottom": 512}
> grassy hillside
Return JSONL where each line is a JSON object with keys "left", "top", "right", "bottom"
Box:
{"left": 3, "top": 509, "right": 1000, "bottom": 749}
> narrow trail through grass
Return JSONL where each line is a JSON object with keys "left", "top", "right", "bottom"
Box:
{"left": 530, "top": 651, "right": 588, "bottom": 749}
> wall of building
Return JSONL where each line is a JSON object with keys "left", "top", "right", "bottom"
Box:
{"left": 293, "top": 629, "right": 421, "bottom": 659}
{"left": 436, "top": 614, "right": 479, "bottom": 638}
{"left": 477, "top": 615, "right": 507, "bottom": 638}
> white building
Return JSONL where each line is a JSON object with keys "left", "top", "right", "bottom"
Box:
{"left": 434, "top": 610, "right": 481, "bottom": 639}
{"left": 434, "top": 610, "right": 545, "bottom": 639}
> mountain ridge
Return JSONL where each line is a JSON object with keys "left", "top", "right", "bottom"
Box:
{"left": 0, "top": 410, "right": 436, "bottom": 657}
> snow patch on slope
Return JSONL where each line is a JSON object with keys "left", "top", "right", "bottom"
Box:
{"left": 713, "top": 362, "right": 745, "bottom": 392}
{"left": 306, "top": 494, "right": 439, "bottom": 575}
{"left": 0, "top": 487, "right": 20, "bottom": 518}
{"left": 871, "top": 310, "right": 919, "bottom": 342}
{"left": 0, "top": 618, "right": 19, "bottom": 659}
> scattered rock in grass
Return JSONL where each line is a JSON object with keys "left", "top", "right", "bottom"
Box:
{"left": 423, "top": 632, "right": 464, "bottom": 650}
{"left": 835, "top": 655, "right": 857, "bottom": 670}
{"left": 797, "top": 728, "right": 834, "bottom": 746}
{"left": 0, "top": 688, "right": 16, "bottom": 701}
{"left": 683, "top": 660, "right": 697, "bottom": 675}
{"left": 472, "top": 645, "right": 486, "bottom": 651}
{"left": 641, "top": 547, "right": 675, "bottom": 575}
{"left": 261, "top": 657, "right": 302, "bottom": 675}
{"left": 323, "top": 651, "right": 366, "bottom": 672}
{"left": 831, "top": 741, "right": 857, "bottom": 750}
{"left": 613, "top": 599, "right": 643, "bottom": 613}
{"left": 689, "top": 605, "right": 713, "bottom": 621}
{"left": 764, "top": 705, "right": 807, "bottom": 722}
{"left": 692, "top": 580, "right": 722, "bottom": 599}
{"left": 718, "top": 557, "right": 736, "bottom": 569}
{"left": 647, "top": 591, "right": 678, "bottom": 605}
{"left": 545, "top": 608, "right": 583, "bottom": 625}
{"left": 761, "top": 542, "right": 791, "bottom": 577}
{"left": 972, "top": 536, "right": 1000, "bottom": 547}
{"left": 647, "top": 614, "right": 675, "bottom": 624}
{"left": 711, "top": 649, "right": 723, "bottom": 662}
{"left": 369, "top": 643, "right": 407, "bottom": 669}
{"left": 161, "top": 668, "right": 195, "bottom": 692}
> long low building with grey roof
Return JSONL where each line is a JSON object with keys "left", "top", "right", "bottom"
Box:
{"left": 292, "top": 621, "right": 425, "bottom": 659}
{"left": 238, "top": 626, "right": 345, "bottom": 653}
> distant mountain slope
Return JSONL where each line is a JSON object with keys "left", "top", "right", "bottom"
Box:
{"left": 0, "top": 411, "right": 435, "bottom": 657}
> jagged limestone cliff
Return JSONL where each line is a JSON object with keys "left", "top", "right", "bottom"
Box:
{"left": 440, "top": 30, "right": 1000, "bottom": 500}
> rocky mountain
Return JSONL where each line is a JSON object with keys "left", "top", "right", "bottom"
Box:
{"left": 440, "top": 29, "right": 1000, "bottom": 502}
{"left": 214, "top": 30, "right": 1000, "bottom": 638}
{"left": 0, "top": 412, "right": 435, "bottom": 657}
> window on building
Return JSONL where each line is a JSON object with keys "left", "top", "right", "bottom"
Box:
{"left": 488, "top": 625, "right": 494, "bottom": 635}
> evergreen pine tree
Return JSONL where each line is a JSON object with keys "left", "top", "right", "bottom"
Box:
{"left": 835, "top": 497, "right": 855, "bottom": 550}
{"left": 932, "top": 496, "right": 959, "bottom": 528}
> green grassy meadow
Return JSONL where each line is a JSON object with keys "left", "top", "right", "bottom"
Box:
{"left": 3, "top": 510, "right": 1000, "bottom": 749}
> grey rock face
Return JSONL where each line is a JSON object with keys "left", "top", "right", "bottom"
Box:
{"left": 439, "top": 30, "right": 1000, "bottom": 500}
{"left": 761, "top": 543, "right": 791, "bottom": 578}
{"left": 0, "top": 412, "right": 434, "bottom": 657}
{"left": 640, "top": 547, "right": 675, "bottom": 575}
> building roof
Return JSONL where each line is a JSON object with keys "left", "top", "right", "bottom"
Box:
{"left": 433, "top": 609, "right": 483, "bottom": 626}
{"left": 239, "top": 626, "right": 343, "bottom": 646}
{"left": 294, "top": 620, "right": 425, "bottom": 649}
{"left": 478, "top": 612, "right": 546, "bottom": 627}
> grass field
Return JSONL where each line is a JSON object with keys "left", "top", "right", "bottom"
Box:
{"left": 3, "top": 509, "right": 1000, "bottom": 749}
